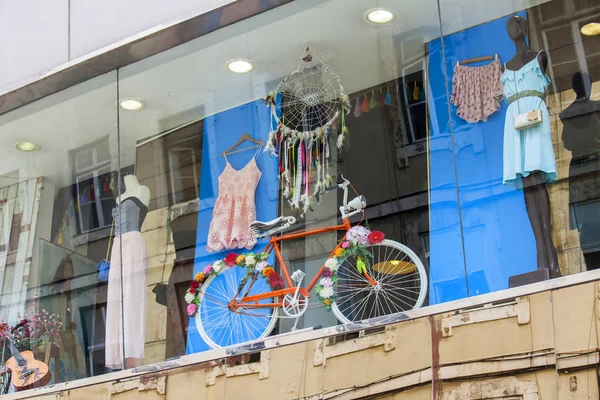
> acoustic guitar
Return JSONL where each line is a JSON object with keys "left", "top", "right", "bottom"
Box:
{"left": 5, "top": 334, "right": 50, "bottom": 390}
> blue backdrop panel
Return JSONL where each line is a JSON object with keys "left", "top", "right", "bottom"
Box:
{"left": 186, "top": 99, "right": 278, "bottom": 354}
{"left": 427, "top": 37, "right": 468, "bottom": 305}
{"left": 427, "top": 11, "right": 536, "bottom": 304}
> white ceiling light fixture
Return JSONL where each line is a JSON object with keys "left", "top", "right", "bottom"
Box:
{"left": 365, "top": 8, "right": 396, "bottom": 25}
{"left": 14, "top": 141, "right": 41, "bottom": 152}
{"left": 227, "top": 59, "right": 255, "bottom": 74}
{"left": 581, "top": 22, "right": 600, "bottom": 37}
{"left": 119, "top": 99, "right": 145, "bottom": 111}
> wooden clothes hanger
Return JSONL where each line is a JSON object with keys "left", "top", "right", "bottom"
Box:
{"left": 222, "top": 133, "right": 265, "bottom": 157}
{"left": 457, "top": 53, "right": 498, "bottom": 67}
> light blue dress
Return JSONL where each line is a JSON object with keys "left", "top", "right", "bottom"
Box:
{"left": 500, "top": 55, "right": 557, "bottom": 189}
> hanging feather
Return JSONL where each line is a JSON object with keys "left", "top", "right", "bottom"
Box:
{"left": 65, "top": 213, "right": 70, "bottom": 227}
{"left": 353, "top": 97, "right": 362, "bottom": 117}
{"left": 57, "top": 231, "right": 63, "bottom": 246}
{"left": 420, "top": 86, "right": 426, "bottom": 102}
{"left": 103, "top": 178, "right": 110, "bottom": 193}
{"left": 413, "top": 81, "right": 420, "bottom": 101}
{"left": 265, "top": 130, "right": 278, "bottom": 155}
{"left": 81, "top": 193, "right": 88, "bottom": 204}
{"left": 90, "top": 185, "right": 96, "bottom": 201}
{"left": 337, "top": 126, "right": 349, "bottom": 151}
{"left": 340, "top": 93, "right": 351, "bottom": 113}
{"left": 384, "top": 89, "right": 393, "bottom": 106}
{"left": 291, "top": 141, "right": 303, "bottom": 209}
{"left": 369, "top": 91, "right": 377, "bottom": 109}
{"left": 361, "top": 95, "right": 369, "bottom": 113}
{"left": 379, "top": 90, "right": 385, "bottom": 108}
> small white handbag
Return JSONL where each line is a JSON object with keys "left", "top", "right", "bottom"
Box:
{"left": 512, "top": 71, "right": 544, "bottom": 131}
{"left": 514, "top": 109, "right": 543, "bottom": 130}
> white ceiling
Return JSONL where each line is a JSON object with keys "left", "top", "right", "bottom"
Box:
{"left": 0, "top": 0, "right": 549, "bottom": 189}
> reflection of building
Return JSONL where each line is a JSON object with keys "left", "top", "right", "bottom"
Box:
{"left": 1, "top": 0, "right": 600, "bottom": 398}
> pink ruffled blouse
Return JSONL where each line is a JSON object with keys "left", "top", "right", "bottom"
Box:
{"left": 206, "top": 157, "right": 262, "bottom": 252}
{"left": 451, "top": 58, "right": 504, "bottom": 123}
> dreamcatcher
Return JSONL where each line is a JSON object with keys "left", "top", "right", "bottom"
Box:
{"left": 265, "top": 46, "right": 351, "bottom": 215}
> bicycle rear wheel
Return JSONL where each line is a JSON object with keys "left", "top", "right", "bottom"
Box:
{"left": 331, "top": 239, "right": 427, "bottom": 324}
{"left": 195, "top": 266, "right": 279, "bottom": 348}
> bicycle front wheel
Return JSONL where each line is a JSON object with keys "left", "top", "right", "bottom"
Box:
{"left": 331, "top": 239, "right": 427, "bottom": 324}
{"left": 195, "top": 266, "right": 279, "bottom": 348}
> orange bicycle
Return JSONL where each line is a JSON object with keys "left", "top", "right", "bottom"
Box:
{"left": 195, "top": 177, "right": 427, "bottom": 348}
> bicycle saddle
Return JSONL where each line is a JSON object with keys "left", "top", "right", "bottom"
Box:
{"left": 250, "top": 216, "right": 296, "bottom": 238}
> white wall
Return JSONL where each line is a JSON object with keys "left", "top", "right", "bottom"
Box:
{"left": 0, "top": 0, "right": 236, "bottom": 92}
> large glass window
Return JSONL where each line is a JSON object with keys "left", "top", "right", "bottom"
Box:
{"left": 1, "top": 0, "right": 600, "bottom": 390}
{"left": 117, "top": 0, "right": 442, "bottom": 358}
{"left": 0, "top": 72, "right": 122, "bottom": 387}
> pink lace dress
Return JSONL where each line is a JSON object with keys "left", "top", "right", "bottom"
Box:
{"left": 206, "top": 154, "right": 262, "bottom": 252}
{"left": 451, "top": 58, "right": 504, "bottom": 123}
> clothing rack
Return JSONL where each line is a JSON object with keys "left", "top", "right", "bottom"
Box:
{"left": 457, "top": 54, "right": 498, "bottom": 67}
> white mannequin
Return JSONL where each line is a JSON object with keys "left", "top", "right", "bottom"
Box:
{"left": 117, "top": 175, "right": 150, "bottom": 207}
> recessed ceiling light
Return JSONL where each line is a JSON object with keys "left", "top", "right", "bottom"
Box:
{"left": 227, "top": 60, "right": 254, "bottom": 74}
{"left": 365, "top": 8, "right": 396, "bottom": 25}
{"left": 581, "top": 22, "right": 600, "bottom": 37}
{"left": 119, "top": 99, "right": 145, "bottom": 111}
{"left": 14, "top": 141, "right": 41, "bottom": 152}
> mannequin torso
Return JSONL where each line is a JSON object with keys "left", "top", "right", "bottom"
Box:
{"left": 117, "top": 175, "right": 150, "bottom": 206}
{"left": 113, "top": 175, "right": 150, "bottom": 235}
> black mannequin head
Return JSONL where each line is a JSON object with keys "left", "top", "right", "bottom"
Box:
{"left": 572, "top": 72, "right": 592, "bottom": 99}
{"left": 507, "top": 16, "right": 528, "bottom": 41}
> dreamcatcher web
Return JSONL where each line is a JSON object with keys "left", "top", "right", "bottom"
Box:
{"left": 275, "top": 64, "right": 343, "bottom": 132}
{"left": 264, "top": 46, "right": 351, "bottom": 215}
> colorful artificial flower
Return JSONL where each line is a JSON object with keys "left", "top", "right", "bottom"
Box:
{"left": 368, "top": 230, "right": 385, "bottom": 245}
{"left": 184, "top": 292, "right": 195, "bottom": 304}
{"left": 186, "top": 304, "right": 197, "bottom": 316}
{"left": 245, "top": 255, "right": 257, "bottom": 266}
{"left": 212, "top": 260, "right": 225, "bottom": 274}
{"left": 319, "top": 277, "right": 333, "bottom": 287}
{"left": 268, "top": 272, "right": 284, "bottom": 290}
{"left": 322, "top": 269, "right": 334, "bottom": 278}
{"left": 342, "top": 241, "right": 350, "bottom": 249}
{"left": 324, "top": 299, "right": 331, "bottom": 306}
{"left": 262, "top": 267, "right": 275, "bottom": 277}
{"left": 203, "top": 265, "right": 213, "bottom": 275}
{"left": 236, "top": 254, "right": 247, "bottom": 265}
{"left": 334, "top": 248, "right": 344, "bottom": 258}
{"left": 224, "top": 253, "right": 239, "bottom": 267}
{"left": 346, "top": 225, "right": 370, "bottom": 246}
{"left": 325, "top": 258, "right": 340, "bottom": 271}
{"left": 189, "top": 280, "right": 199, "bottom": 293}
{"left": 195, "top": 272, "right": 205, "bottom": 283}
{"left": 319, "top": 286, "right": 334, "bottom": 299}
{"left": 255, "top": 261, "right": 268, "bottom": 272}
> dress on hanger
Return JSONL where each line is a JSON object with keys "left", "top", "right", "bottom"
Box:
{"left": 206, "top": 148, "right": 262, "bottom": 252}
{"left": 451, "top": 58, "right": 504, "bottom": 123}
{"left": 105, "top": 197, "right": 148, "bottom": 370}
{"left": 500, "top": 53, "right": 557, "bottom": 189}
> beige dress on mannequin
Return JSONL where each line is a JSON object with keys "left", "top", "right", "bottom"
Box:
{"left": 105, "top": 175, "right": 150, "bottom": 370}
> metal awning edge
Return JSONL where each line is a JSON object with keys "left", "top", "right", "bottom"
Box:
{"left": 0, "top": 0, "right": 293, "bottom": 116}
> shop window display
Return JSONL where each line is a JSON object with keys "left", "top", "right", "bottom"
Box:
{"left": 0, "top": 0, "right": 600, "bottom": 392}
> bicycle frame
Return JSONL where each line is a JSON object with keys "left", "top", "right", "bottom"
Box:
{"left": 228, "top": 217, "right": 352, "bottom": 311}
{"left": 228, "top": 214, "right": 380, "bottom": 312}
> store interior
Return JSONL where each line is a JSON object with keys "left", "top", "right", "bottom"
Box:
{"left": 0, "top": 0, "right": 599, "bottom": 388}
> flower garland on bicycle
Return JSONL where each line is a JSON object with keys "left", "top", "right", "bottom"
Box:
{"left": 184, "top": 252, "right": 284, "bottom": 317}
{"left": 314, "top": 225, "right": 385, "bottom": 310}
